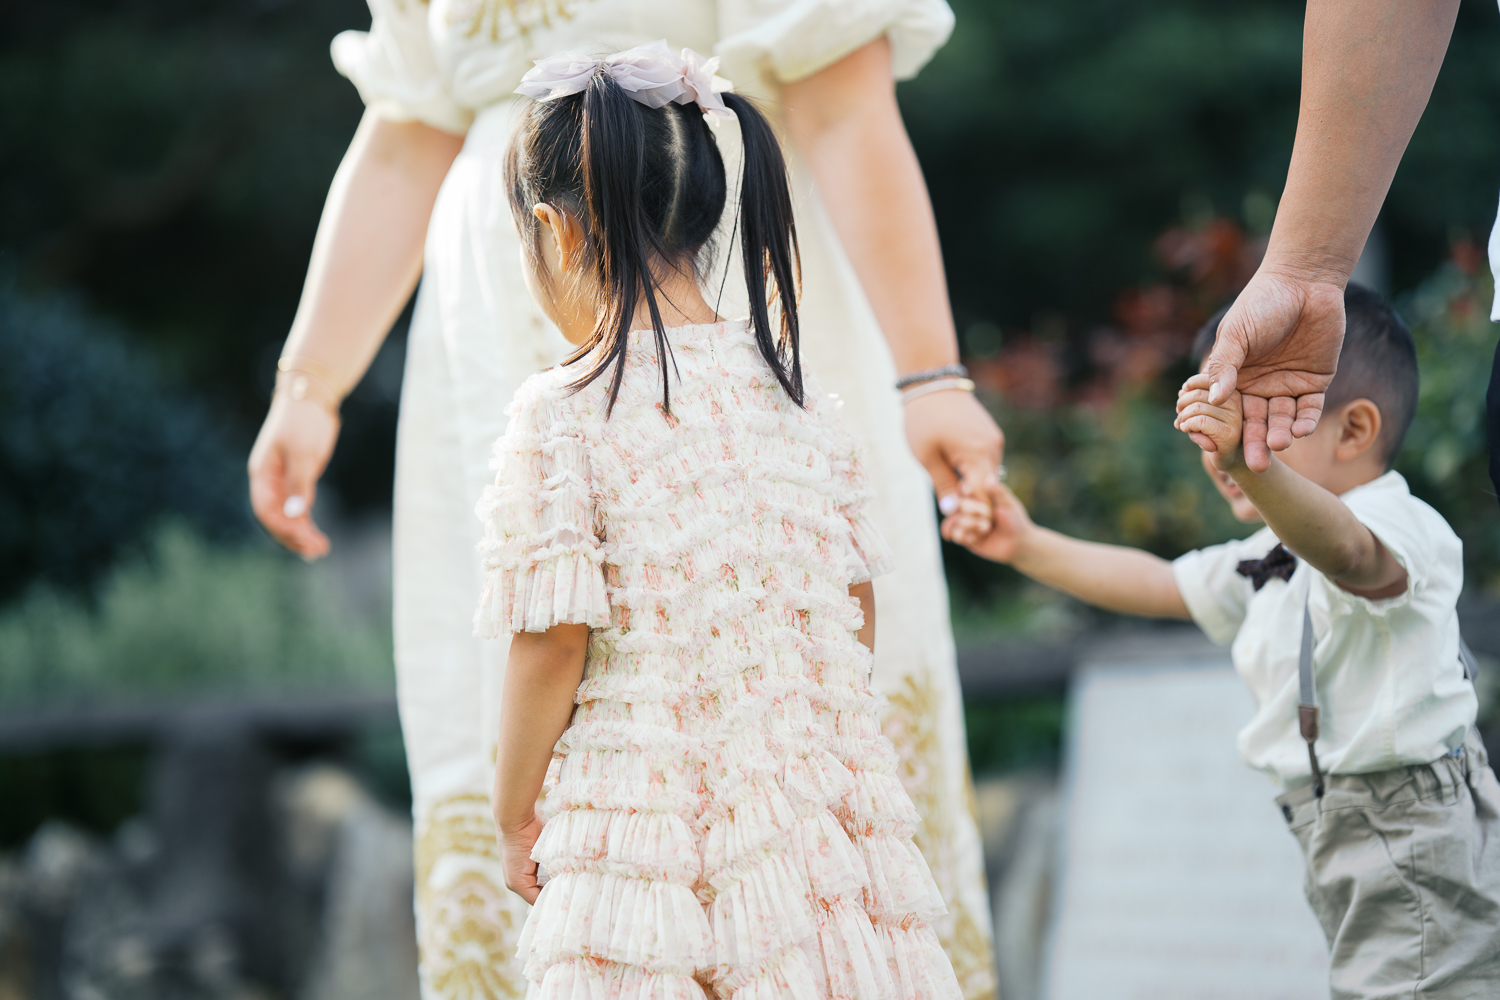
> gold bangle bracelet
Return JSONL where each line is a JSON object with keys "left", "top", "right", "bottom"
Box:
{"left": 275, "top": 369, "right": 342, "bottom": 416}
{"left": 278, "top": 355, "right": 348, "bottom": 399}
{"left": 900, "top": 377, "right": 975, "bottom": 405}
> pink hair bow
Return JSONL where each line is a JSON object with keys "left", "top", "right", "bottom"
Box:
{"left": 515, "top": 40, "right": 735, "bottom": 121}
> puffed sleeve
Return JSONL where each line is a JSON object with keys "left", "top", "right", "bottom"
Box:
{"left": 331, "top": 0, "right": 472, "bottom": 135}
{"left": 715, "top": 0, "right": 955, "bottom": 88}
{"left": 1171, "top": 531, "right": 1270, "bottom": 647}
{"left": 817, "top": 393, "right": 895, "bottom": 585}
{"left": 473, "top": 378, "right": 609, "bottom": 637}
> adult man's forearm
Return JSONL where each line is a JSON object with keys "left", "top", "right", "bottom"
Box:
{"left": 1265, "top": 0, "right": 1459, "bottom": 283}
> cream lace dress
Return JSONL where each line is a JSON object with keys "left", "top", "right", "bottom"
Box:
{"left": 475, "top": 321, "right": 961, "bottom": 1000}
{"left": 331, "top": 3, "right": 996, "bottom": 998}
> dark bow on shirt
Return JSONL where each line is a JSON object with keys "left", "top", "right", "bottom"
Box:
{"left": 1236, "top": 543, "right": 1297, "bottom": 591}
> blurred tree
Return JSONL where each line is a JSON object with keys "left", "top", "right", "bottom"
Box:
{"left": 901, "top": 0, "right": 1500, "bottom": 349}
{"left": 0, "top": 281, "right": 249, "bottom": 601}
{"left": 0, "top": 0, "right": 400, "bottom": 518}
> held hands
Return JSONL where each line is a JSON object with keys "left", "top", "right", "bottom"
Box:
{"left": 940, "top": 480, "right": 1034, "bottom": 566}
{"left": 247, "top": 392, "right": 339, "bottom": 560}
{"left": 1175, "top": 373, "right": 1245, "bottom": 470}
{"left": 904, "top": 388, "right": 1003, "bottom": 544}
{"left": 1194, "top": 268, "right": 1344, "bottom": 471}
{"left": 494, "top": 810, "right": 546, "bottom": 905}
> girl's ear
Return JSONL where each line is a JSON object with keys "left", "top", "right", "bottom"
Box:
{"left": 1334, "top": 398, "right": 1384, "bottom": 462}
{"left": 532, "top": 203, "right": 585, "bottom": 268}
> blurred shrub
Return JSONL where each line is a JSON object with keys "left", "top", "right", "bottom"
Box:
{"left": 0, "top": 525, "right": 393, "bottom": 706}
{"left": 902, "top": 0, "right": 1500, "bottom": 341}
{"left": 0, "top": 280, "right": 249, "bottom": 602}
{"left": 1394, "top": 250, "right": 1500, "bottom": 591}
{"left": 950, "top": 224, "right": 1500, "bottom": 636}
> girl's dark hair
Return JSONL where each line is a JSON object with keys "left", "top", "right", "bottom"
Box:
{"left": 506, "top": 73, "right": 802, "bottom": 413}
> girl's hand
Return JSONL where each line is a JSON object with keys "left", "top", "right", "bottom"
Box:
{"left": 950, "top": 482, "right": 1034, "bottom": 565}
{"left": 1175, "top": 373, "right": 1245, "bottom": 469}
{"left": 495, "top": 811, "right": 546, "bottom": 904}
{"left": 247, "top": 393, "right": 339, "bottom": 559}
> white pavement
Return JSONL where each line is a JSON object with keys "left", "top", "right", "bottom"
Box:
{"left": 1043, "top": 654, "right": 1329, "bottom": 999}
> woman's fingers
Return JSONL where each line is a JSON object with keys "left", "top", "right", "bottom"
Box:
{"left": 247, "top": 397, "right": 339, "bottom": 560}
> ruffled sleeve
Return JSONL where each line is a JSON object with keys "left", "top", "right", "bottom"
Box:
{"left": 817, "top": 394, "right": 895, "bottom": 585}
{"left": 331, "top": 0, "right": 472, "bottom": 135}
{"left": 473, "top": 377, "right": 609, "bottom": 637}
{"left": 715, "top": 0, "right": 955, "bottom": 89}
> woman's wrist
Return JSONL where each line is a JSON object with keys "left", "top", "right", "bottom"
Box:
{"left": 274, "top": 366, "right": 343, "bottom": 416}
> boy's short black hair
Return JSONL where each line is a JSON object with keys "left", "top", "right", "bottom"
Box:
{"left": 1190, "top": 283, "right": 1419, "bottom": 466}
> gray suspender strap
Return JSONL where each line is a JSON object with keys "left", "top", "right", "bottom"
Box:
{"left": 1298, "top": 597, "right": 1479, "bottom": 801}
{"left": 1460, "top": 637, "right": 1480, "bottom": 683}
{"left": 1297, "top": 601, "right": 1325, "bottom": 799}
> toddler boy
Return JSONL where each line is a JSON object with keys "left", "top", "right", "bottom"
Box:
{"left": 951, "top": 285, "right": 1500, "bottom": 998}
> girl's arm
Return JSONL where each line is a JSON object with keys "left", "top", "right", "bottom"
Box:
{"left": 782, "top": 40, "right": 1003, "bottom": 528}
{"left": 952, "top": 487, "right": 1191, "bottom": 619}
{"left": 491, "top": 623, "right": 590, "bottom": 904}
{"left": 248, "top": 111, "right": 463, "bottom": 558}
{"left": 849, "top": 582, "right": 876, "bottom": 651}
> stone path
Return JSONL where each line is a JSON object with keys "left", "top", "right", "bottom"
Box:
{"left": 1043, "top": 658, "right": 1329, "bottom": 999}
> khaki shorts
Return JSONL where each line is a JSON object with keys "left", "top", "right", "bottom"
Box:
{"left": 1277, "top": 729, "right": 1500, "bottom": 999}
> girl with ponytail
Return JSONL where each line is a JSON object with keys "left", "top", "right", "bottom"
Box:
{"left": 478, "top": 42, "right": 963, "bottom": 1000}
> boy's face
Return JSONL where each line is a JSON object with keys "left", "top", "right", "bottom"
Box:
{"left": 1201, "top": 449, "right": 1262, "bottom": 523}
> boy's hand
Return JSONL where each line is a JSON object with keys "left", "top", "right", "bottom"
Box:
{"left": 945, "top": 481, "right": 1034, "bottom": 565}
{"left": 1175, "top": 373, "right": 1245, "bottom": 469}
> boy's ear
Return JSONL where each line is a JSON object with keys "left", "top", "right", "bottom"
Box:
{"left": 1333, "top": 399, "right": 1383, "bottom": 463}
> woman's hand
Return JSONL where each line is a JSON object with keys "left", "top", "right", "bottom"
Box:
{"left": 495, "top": 810, "right": 546, "bottom": 905}
{"left": 247, "top": 394, "right": 339, "bottom": 559}
{"left": 904, "top": 388, "right": 1004, "bottom": 542}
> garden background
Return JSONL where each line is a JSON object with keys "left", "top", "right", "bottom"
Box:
{"left": 1, "top": 0, "right": 1498, "bottom": 973}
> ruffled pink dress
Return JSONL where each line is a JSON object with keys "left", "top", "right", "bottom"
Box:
{"left": 474, "top": 321, "right": 962, "bottom": 1000}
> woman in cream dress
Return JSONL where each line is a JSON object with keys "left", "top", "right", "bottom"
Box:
{"left": 247, "top": 2, "right": 1003, "bottom": 997}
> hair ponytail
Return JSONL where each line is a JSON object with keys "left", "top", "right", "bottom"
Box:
{"left": 507, "top": 72, "right": 803, "bottom": 414}
{"left": 722, "top": 93, "right": 802, "bottom": 407}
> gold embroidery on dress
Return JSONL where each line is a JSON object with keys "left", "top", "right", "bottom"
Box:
{"left": 446, "top": 0, "right": 588, "bottom": 42}
{"left": 415, "top": 794, "right": 528, "bottom": 999}
{"left": 884, "top": 672, "right": 1000, "bottom": 1000}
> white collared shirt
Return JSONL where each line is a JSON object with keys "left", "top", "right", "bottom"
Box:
{"left": 1172, "top": 471, "right": 1475, "bottom": 790}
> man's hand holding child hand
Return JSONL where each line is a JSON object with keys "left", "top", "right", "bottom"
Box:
{"left": 1175, "top": 372, "right": 1247, "bottom": 469}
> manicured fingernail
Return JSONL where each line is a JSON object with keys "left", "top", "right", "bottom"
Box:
{"left": 938, "top": 495, "right": 960, "bottom": 516}
{"left": 1210, "top": 381, "right": 1220, "bottom": 398}
{"left": 284, "top": 495, "right": 308, "bottom": 518}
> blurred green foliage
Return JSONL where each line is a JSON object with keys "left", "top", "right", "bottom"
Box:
{"left": 950, "top": 245, "right": 1500, "bottom": 641}
{"left": 1394, "top": 258, "right": 1500, "bottom": 588}
{"left": 0, "top": 279, "right": 249, "bottom": 601}
{"left": 0, "top": 526, "right": 393, "bottom": 706}
{"left": 901, "top": 0, "right": 1500, "bottom": 341}
{"left": 965, "top": 696, "right": 1067, "bottom": 776}
{"left": 0, "top": 0, "right": 403, "bottom": 520}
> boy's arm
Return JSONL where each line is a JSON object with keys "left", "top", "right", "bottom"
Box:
{"left": 952, "top": 487, "right": 1191, "bottom": 619}
{"left": 491, "top": 623, "right": 589, "bottom": 903}
{"left": 1176, "top": 376, "right": 1407, "bottom": 597}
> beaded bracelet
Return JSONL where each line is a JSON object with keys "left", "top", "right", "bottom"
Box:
{"left": 895, "top": 363, "right": 969, "bottom": 391}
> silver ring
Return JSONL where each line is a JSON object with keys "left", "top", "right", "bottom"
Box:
{"left": 995, "top": 465, "right": 1007, "bottom": 483}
